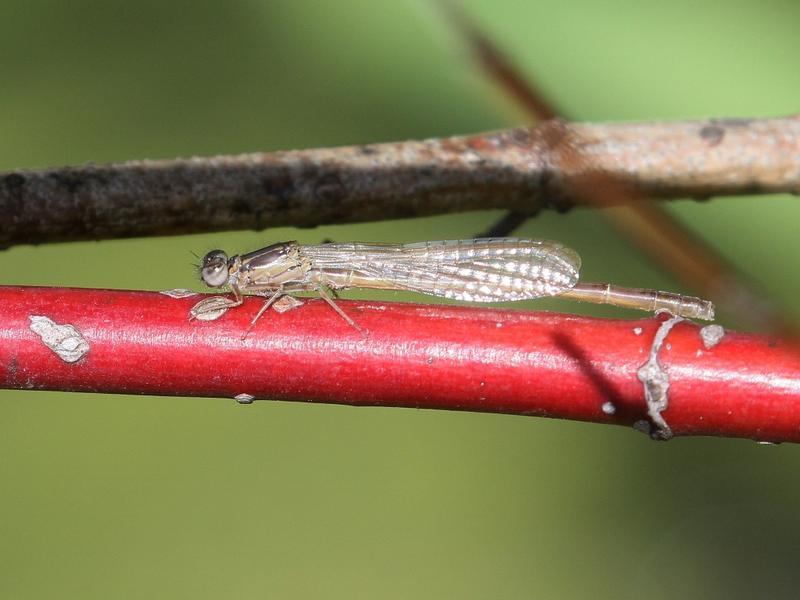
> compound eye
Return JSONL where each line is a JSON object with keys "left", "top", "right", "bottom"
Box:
{"left": 200, "top": 250, "right": 229, "bottom": 287}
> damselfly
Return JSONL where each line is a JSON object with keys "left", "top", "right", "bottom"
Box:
{"left": 197, "top": 238, "right": 715, "bottom": 333}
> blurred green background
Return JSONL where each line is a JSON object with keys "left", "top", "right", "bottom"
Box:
{"left": 2, "top": 1, "right": 800, "bottom": 598}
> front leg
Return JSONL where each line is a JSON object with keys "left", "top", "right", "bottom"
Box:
{"left": 241, "top": 288, "right": 285, "bottom": 339}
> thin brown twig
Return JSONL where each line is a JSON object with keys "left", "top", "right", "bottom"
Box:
{"left": 1, "top": 116, "right": 798, "bottom": 249}
{"left": 435, "top": 0, "right": 560, "bottom": 120}
{"left": 436, "top": 1, "right": 798, "bottom": 332}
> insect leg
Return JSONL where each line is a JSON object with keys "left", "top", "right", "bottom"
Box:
{"left": 315, "top": 285, "right": 362, "bottom": 332}
{"left": 241, "top": 290, "right": 285, "bottom": 340}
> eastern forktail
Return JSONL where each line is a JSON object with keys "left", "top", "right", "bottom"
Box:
{"left": 197, "top": 238, "right": 715, "bottom": 332}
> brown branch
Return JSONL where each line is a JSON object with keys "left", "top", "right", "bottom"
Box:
{"left": 1, "top": 116, "right": 798, "bottom": 248}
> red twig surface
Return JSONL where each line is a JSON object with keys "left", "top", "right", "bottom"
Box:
{"left": 2, "top": 286, "right": 798, "bottom": 443}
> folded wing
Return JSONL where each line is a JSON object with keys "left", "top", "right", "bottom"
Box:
{"left": 303, "top": 238, "right": 581, "bottom": 302}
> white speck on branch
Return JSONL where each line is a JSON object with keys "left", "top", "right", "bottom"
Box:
{"left": 28, "top": 315, "right": 90, "bottom": 363}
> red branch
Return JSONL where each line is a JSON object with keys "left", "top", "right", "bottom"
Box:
{"left": 2, "top": 286, "right": 799, "bottom": 443}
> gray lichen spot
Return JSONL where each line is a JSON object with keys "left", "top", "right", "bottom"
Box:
{"left": 636, "top": 315, "right": 684, "bottom": 440}
{"left": 601, "top": 401, "right": 617, "bottom": 415}
{"left": 29, "top": 316, "right": 90, "bottom": 363}
{"left": 700, "top": 324, "right": 725, "bottom": 349}
{"left": 234, "top": 393, "right": 255, "bottom": 404}
{"left": 160, "top": 288, "right": 198, "bottom": 298}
